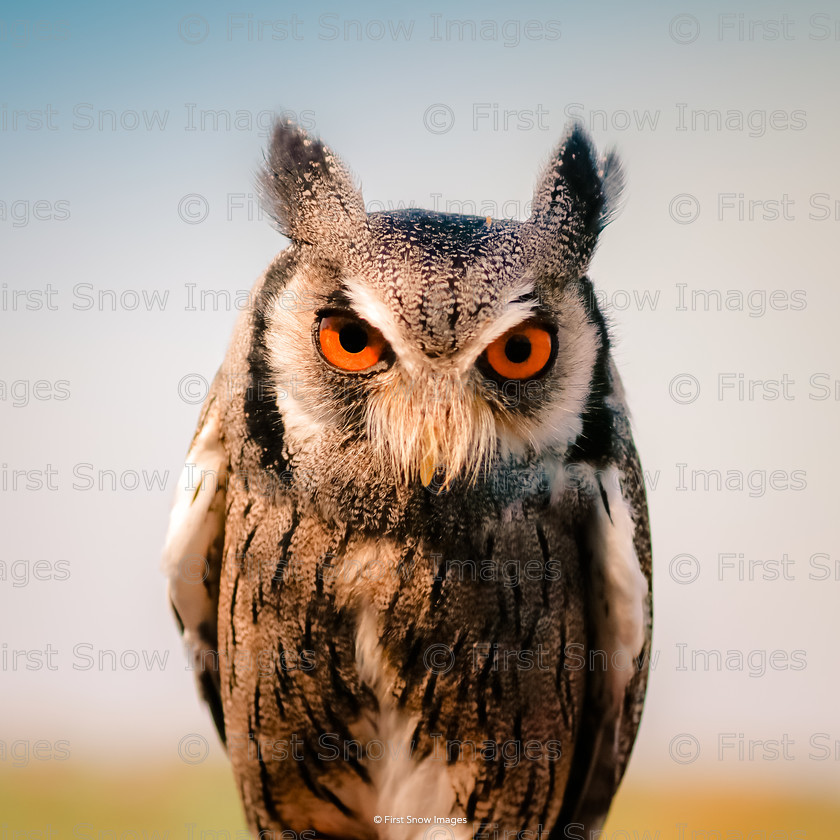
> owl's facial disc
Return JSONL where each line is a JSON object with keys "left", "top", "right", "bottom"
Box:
{"left": 265, "top": 262, "right": 600, "bottom": 493}
{"left": 306, "top": 298, "right": 564, "bottom": 488}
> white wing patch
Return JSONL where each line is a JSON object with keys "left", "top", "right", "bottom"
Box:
{"left": 162, "top": 398, "right": 227, "bottom": 666}
{"left": 586, "top": 465, "right": 649, "bottom": 707}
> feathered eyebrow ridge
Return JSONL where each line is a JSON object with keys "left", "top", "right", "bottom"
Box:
{"left": 318, "top": 287, "right": 355, "bottom": 312}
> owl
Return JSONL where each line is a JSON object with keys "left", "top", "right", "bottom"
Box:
{"left": 163, "top": 120, "right": 652, "bottom": 840}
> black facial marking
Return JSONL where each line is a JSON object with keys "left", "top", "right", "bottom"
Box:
{"left": 246, "top": 256, "right": 294, "bottom": 476}
{"left": 568, "top": 275, "right": 615, "bottom": 463}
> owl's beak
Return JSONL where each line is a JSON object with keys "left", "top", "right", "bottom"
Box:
{"left": 415, "top": 392, "right": 488, "bottom": 490}
{"left": 419, "top": 424, "right": 440, "bottom": 488}
{"left": 420, "top": 451, "right": 437, "bottom": 488}
{"left": 370, "top": 376, "right": 492, "bottom": 490}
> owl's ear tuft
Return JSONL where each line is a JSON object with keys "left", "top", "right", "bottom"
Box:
{"left": 598, "top": 147, "right": 625, "bottom": 229}
{"left": 258, "top": 120, "right": 367, "bottom": 247}
{"left": 526, "top": 123, "right": 625, "bottom": 274}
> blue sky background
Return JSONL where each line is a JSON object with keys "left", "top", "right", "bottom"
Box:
{"left": 3, "top": 0, "right": 840, "bottom": 805}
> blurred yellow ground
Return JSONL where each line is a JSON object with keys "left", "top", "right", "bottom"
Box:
{"left": 0, "top": 763, "right": 248, "bottom": 837}
{"left": 1, "top": 763, "right": 836, "bottom": 838}
{"left": 604, "top": 780, "right": 837, "bottom": 838}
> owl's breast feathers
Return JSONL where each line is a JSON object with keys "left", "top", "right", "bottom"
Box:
{"left": 164, "top": 327, "right": 651, "bottom": 839}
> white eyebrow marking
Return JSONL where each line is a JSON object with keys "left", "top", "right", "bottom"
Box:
{"left": 452, "top": 280, "right": 537, "bottom": 374}
{"left": 344, "top": 275, "right": 538, "bottom": 376}
{"left": 342, "top": 275, "right": 429, "bottom": 374}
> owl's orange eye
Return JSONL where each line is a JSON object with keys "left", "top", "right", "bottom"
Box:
{"left": 318, "top": 314, "right": 388, "bottom": 372}
{"left": 483, "top": 321, "right": 555, "bottom": 381}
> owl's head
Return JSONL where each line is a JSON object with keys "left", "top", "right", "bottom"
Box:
{"left": 256, "top": 121, "right": 623, "bottom": 493}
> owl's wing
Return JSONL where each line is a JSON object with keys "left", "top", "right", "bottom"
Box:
{"left": 162, "top": 379, "right": 229, "bottom": 744}
{"left": 557, "top": 367, "right": 653, "bottom": 836}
